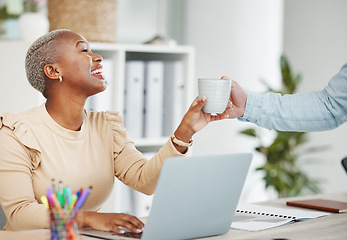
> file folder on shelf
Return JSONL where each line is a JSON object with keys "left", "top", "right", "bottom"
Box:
{"left": 144, "top": 61, "right": 164, "bottom": 138}
{"left": 163, "top": 61, "right": 185, "bottom": 136}
{"left": 124, "top": 60, "right": 145, "bottom": 139}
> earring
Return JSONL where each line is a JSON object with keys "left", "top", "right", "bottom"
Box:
{"left": 59, "top": 76, "right": 63, "bottom": 83}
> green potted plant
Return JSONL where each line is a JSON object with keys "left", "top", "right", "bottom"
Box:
{"left": 18, "top": 0, "right": 48, "bottom": 42}
{"left": 240, "top": 55, "right": 326, "bottom": 198}
{"left": 0, "top": 3, "right": 20, "bottom": 39}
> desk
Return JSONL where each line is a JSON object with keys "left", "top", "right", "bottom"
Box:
{"left": 1, "top": 192, "right": 346, "bottom": 240}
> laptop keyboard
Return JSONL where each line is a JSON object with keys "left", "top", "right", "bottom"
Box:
{"left": 112, "top": 231, "right": 142, "bottom": 239}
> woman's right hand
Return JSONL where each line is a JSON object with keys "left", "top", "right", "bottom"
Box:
{"left": 78, "top": 211, "right": 144, "bottom": 234}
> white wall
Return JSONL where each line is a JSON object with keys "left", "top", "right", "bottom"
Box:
{"left": 117, "top": 0, "right": 158, "bottom": 43}
{"left": 183, "top": 0, "right": 284, "bottom": 203}
{"left": 0, "top": 41, "right": 41, "bottom": 114}
{"left": 116, "top": 0, "right": 184, "bottom": 44}
{"left": 183, "top": 0, "right": 347, "bottom": 202}
{"left": 282, "top": 0, "right": 347, "bottom": 194}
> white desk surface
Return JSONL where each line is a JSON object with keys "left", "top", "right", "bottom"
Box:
{"left": 1, "top": 192, "right": 347, "bottom": 240}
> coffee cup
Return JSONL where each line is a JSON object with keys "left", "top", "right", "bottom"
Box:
{"left": 198, "top": 78, "right": 231, "bottom": 115}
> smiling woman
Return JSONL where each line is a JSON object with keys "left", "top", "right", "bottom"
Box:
{"left": 26, "top": 29, "right": 107, "bottom": 104}
{"left": 0, "top": 29, "right": 230, "bottom": 233}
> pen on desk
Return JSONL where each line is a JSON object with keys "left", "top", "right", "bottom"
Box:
{"left": 74, "top": 186, "right": 92, "bottom": 211}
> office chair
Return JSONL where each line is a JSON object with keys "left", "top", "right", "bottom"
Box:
{"left": 342, "top": 157, "right": 347, "bottom": 173}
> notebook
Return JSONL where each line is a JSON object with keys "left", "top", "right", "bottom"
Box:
{"left": 231, "top": 203, "right": 330, "bottom": 231}
{"left": 286, "top": 198, "right": 347, "bottom": 213}
{"left": 82, "top": 153, "right": 252, "bottom": 240}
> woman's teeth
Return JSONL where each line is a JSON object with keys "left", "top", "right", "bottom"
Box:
{"left": 91, "top": 69, "right": 102, "bottom": 74}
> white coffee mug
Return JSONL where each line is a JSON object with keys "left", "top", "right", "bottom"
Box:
{"left": 198, "top": 78, "right": 231, "bottom": 115}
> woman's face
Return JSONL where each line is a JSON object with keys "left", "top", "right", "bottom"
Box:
{"left": 54, "top": 32, "right": 106, "bottom": 97}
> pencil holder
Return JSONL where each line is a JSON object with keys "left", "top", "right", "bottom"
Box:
{"left": 43, "top": 180, "right": 92, "bottom": 240}
{"left": 50, "top": 212, "right": 79, "bottom": 240}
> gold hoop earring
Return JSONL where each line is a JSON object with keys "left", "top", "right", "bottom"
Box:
{"left": 59, "top": 76, "right": 63, "bottom": 83}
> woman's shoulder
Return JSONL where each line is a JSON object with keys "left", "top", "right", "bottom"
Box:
{"left": 0, "top": 105, "right": 43, "bottom": 131}
{"left": 0, "top": 105, "right": 43, "bottom": 155}
{"left": 86, "top": 110, "right": 124, "bottom": 127}
{"left": 86, "top": 110, "right": 129, "bottom": 153}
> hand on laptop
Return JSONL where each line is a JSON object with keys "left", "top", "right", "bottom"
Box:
{"left": 78, "top": 211, "right": 144, "bottom": 234}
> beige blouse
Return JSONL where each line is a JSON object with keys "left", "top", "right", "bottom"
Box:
{"left": 0, "top": 104, "right": 185, "bottom": 231}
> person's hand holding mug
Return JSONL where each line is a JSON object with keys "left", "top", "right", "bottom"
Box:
{"left": 198, "top": 77, "right": 232, "bottom": 115}
{"left": 221, "top": 76, "right": 248, "bottom": 119}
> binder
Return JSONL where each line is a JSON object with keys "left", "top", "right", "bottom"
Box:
{"left": 124, "top": 61, "right": 145, "bottom": 139}
{"left": 132, "top": 152, "right": 155, "bottom": 217}
{"left": 144, "top": 61, "right": 164, "bottom": 138}
{"left": 87, "top": 59, "right": 114, "bottom": 111}
{"left": 163, "top": 61, "right": 185, "bottom": 136}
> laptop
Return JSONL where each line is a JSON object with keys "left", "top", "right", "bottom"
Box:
{"left": 82, "top": 153, "right": 252, "bottom": 240}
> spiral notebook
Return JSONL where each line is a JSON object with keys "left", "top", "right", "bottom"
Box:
{"left": 231, "top": 203, "right": 330, "bottom": 231}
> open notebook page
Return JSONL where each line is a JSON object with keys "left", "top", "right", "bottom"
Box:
{"left": 231, "top": 203, "right": 330, "bottom": 231}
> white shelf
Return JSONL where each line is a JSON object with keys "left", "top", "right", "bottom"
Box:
{"left": 131, "top": 137, "right": 167, "bottom": 147}
{"left": 90, "top": 42, "right": 195, "bottom": 54}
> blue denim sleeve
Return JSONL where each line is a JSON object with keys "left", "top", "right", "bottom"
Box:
{"left": 238, "top": 63, "right": 347, "bottom": 132}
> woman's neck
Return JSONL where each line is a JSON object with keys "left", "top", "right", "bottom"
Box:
{"left": 45, "top": 98, "right": 85, "bottom": 131}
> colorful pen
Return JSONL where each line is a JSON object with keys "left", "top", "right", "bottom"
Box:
{"left": 74, "top": 186, "right": 92, "bottom": 211}
{"left": 68, "top": 194, "right": 78, "bottom": 211}
{"left": 57, "top": 181, "right": 65, "bottom": 207}
{"left": 40, "top": 195, "right": 49, "bottom": 209}
{"left": 50, "top": 193, "right": 65, "bottom": 218}
{"left": 51, "top": 179, "right": 57, "bottom": 194}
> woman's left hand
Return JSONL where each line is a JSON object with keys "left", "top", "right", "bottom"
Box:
{"left": 183, "top": 96, "right": 229, "bottom": 134}
{"left": 173, "top": 96, "right": 229, "bottom": 151}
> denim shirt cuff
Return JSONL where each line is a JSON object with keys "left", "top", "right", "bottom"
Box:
{"left": 238, "top": 91, "right": 263, "bottom": 123}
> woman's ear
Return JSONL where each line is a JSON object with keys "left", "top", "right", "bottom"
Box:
{"left": 44, "top": 64, "right": 60, "bottom": 80}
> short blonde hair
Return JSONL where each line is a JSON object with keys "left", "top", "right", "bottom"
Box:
{"left": 25, "top": 29, "right": 72, "bottom": 97}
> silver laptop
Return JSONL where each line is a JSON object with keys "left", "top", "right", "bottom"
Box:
{"left": 82, "top": 153, "right": 252, "bottom": 240}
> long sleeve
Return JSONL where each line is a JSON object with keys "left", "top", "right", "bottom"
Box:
{"left": 0, "top": 126, "right": 49, "bottom": 231}
{"left": 239, "top": 63, "right": 347, "bottom": 132}
{"left": 105, "top": 111, "right": 186, "bottom": 195}
{"left": 114, "top": 140, "right": 185, "bottom": 195}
